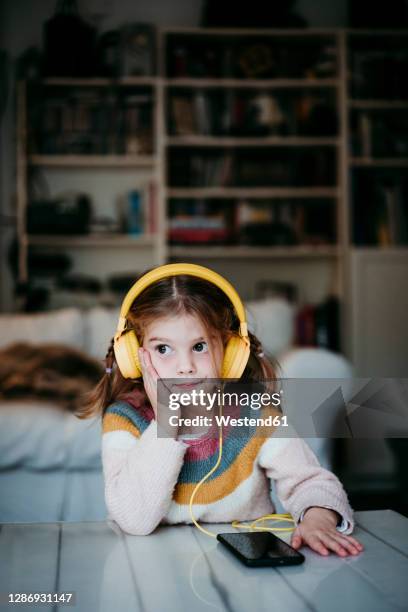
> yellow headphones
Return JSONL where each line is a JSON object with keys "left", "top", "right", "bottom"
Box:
{"left": 114, "top": 262, "right": 295, "bottom": 538}
{"left": 113, "top": 262, "right": 251, "bottom": 380}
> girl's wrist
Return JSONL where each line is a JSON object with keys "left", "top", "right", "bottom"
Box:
{"left": 303, "top": 506, "right": 341, "bottom": 527}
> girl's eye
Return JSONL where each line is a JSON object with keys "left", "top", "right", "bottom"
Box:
{"left": 193, "top": 342, "right": 208, "bottom": 353}
{"left": 155, "top": 344, "right": 172, "bottom": 355}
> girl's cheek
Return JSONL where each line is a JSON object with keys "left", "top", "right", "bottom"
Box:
{"left": 150, "top": 352, "right": 171, "bottom": 376}
{"left": 201, "top": 353, "right": 221, "bottom": 376}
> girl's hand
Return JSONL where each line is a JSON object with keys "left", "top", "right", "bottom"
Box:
{"left": 138, "top": 347, "right": 160, "bottom": 419}
{"left": 290, "top": 507, "right": 364, "bottom": 557}
{"left": 138, "top": 348, "right": 180, "bottom": 439}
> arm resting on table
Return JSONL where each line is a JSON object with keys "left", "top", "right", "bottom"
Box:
{"left": 102, "top": 420, "right": 187, "bottom": 535}
{"left": 258, "top": 436, "right": 355, "bottom": 535}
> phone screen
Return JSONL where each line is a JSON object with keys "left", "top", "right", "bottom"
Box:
{"left": 217, "top": 531, "right": 305, "bottom": 567}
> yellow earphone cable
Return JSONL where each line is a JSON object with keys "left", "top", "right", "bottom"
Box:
{"left": 188, "top": 400, "right": 296, "bottom": 538}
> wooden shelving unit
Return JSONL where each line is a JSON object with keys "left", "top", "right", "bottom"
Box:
{"left": 164, "top": 78, "right": 340, "bottom": 88}
{"left": 345, "top": 29, "right": 408, "bottom": 248}
{"left": 169, "top": 245, "right": 339, "bottom": 259}
{"left": 41, "top": 77, "right": 158, "bottom": 87}
{"left": 166, "top": 136, "right": 340, "bottom": 147}
{"left": 348, "top": 100, "right": 408, "bottom": 109}
{"left": 349, "top": 159, "right": 408, "bottom": 167}
{"left": 343, "top": 29, "right": 408, "bottom": 370}
{"left": 26, "top": 234, "right": 157, "bottom": 248}
{"left": 28, "top": 155, "right": 158, "bottom": 167}
{"left": 16, "top": 75, "right": 166, "bottom": 285}
{"left": 167, "top": 187, "right": 340, "bottom": 198}
{"left": 15, "top": 27, "right": 408, "bottom": 363}
{"left": 162, "top": 27, "right": 345, "bottom": 321}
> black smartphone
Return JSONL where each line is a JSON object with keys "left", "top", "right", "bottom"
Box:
{"left": 216, "top": 531, "right": 305, "bottom": 567}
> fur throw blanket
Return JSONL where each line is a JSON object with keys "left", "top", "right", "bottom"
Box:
{"left": 0, "top": 342, "right": 103, "bottom": 412}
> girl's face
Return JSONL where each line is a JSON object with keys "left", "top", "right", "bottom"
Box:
{"left": 142, "top": 313, "right": 224, "bottom": 381}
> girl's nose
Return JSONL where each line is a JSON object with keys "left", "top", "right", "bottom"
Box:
{"left": 176, "top": 354, "right": 196, "bottom": 375}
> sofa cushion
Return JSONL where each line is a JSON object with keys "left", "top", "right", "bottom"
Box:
{"left": 0, "top": 308, "right": 85, "bottom": 351}
{"left": 245, "top": 297, "right": 295, "bottom": 357}
{"left": 84, "top": 306, "right": 120, "bottom": 360}
{"left": 0, "top": 401, "right": 102, "bottom": 470}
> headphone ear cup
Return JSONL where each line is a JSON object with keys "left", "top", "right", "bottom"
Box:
{"left": 114, "top": 330, "right": 142, "bottom": 379}
{"left": 222, "top": 336, "right": 251, "bottom": 379}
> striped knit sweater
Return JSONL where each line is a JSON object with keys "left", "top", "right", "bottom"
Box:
{"left": 101, "top": 394, "right": 355, "bottom": 536}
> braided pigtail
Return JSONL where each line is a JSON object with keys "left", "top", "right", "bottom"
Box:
{"left": 240, "top": 330, "right": 282, "bottom": 397}
{"left": 76, "top": 336, "right": 137, "bottom": 419}
{"left": 104, "top": 337, "right": 115, "bottom": 375}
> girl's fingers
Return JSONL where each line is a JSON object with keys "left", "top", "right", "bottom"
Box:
{"left": 139, "top": 348, "right": 158, "bottom": 380}
{"left": 138, "top": 348, "right": 146, "bottom": 371}
{"left": 291, "top": 535, "right": 302, "bottom": 549}
{"left": 143, "top": 349, "right": 155, "bottom": 373}
{"left": 329, "top": 533, "right": 363, "bottom": 555}
{"left": 308, "top": 535, "right": 329, "bottom": 556}
{"left": 299, "top": 527, "right": 364, "bottom": 558}
{"left": 319, "top": 533, "right": 350, "bottom": 556}
{"left": 344, "top": 535, "right": 364, "bottom": 551}
{"left": 290, "top": 527, "right": 303, "bottom": 549}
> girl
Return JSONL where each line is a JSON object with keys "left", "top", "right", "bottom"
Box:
{"left": 79, "top": 265, "right": 363, "bottom": 558}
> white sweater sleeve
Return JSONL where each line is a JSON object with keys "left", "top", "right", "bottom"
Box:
{"left": 102, "top": 419, "right": 187, "bottom": 535}
{"left": 258, "top": 436, "right": 355, "bottom": 534}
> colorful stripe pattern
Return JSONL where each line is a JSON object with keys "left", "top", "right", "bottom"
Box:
{"left": 102, "top": 400, "right": 273, "bottom": 506}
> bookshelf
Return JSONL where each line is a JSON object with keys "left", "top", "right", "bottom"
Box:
{"left": 28, "top": 155, "right": 157, "bottom": 167}
{"left": 346, "top": 30, "right": 408, "bottom": 248}
{"left": 344, "top": 30, "right": 408, "bottom": 373}
{"left": 14, "top": 28, "right": 408, "bottom": 362}
{"left": 161, "top": 26, "right": 345, "bottom": 337}
{"left": 14, "top": 27, "right": 346, "bottom": 326}
{"left": 16, "top": 76, "right": 166, "bottom": 292}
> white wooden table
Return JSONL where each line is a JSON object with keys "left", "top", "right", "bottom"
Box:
{"left": 0, "top": 510, "right": 407, "bottom": 612}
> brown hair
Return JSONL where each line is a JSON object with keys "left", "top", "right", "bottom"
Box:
{"left": 77, "top": 270, "right": 281, "bottom": 420}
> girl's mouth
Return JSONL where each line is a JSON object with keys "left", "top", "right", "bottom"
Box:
{"left": 173, "top": 379, "right": 204, "bottom": 389}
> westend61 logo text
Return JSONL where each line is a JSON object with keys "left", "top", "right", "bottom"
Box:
{"left": 168, "top": 389, "right": 283, "bottom": 411}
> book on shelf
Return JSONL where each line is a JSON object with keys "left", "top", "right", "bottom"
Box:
{"left": 168, "top": 88, "right": 337, "bottom": 138}
{"left": 354, "top": 174, "right": 408, "bottom": 246}
{"left": 168, "top": 198, "right": 233, "bottom": 244}
{"left": 181, "top": 154, "right": 233, "bottom": 187}
{"left": 379, "top": 181, "right": 408, "bottom": 246}
{"left": 350, "top": 48, "right": 408, "bottom": 100}
{"left": 118, "top": 180, "right": 158, "bottom": 236}
{"left": 166, "top": 35, "right": 338, "bottom": 80}
{"left": 28, "top": 86, "right": 154, "bottom": 155}
{"left": 168, "top": 216, "right": 229, "bottom": 244}
{"left": 295, "top": 296, "right": 340, "bottom": 352}
{"left": 194, "top": 92, "right": 211, "bottom": 135}
{"left": 170, "top": 96, "right": 196, "bottom": 135}
{"left": 358, "top": 113, "right": 371, "bottom": 158}
{"left": 234, "top": 199, "right": 334, "bottom": 246}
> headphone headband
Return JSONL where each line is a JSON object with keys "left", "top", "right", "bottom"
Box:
{"left": 115, "top": 263, "right": 248, "bottom": 342}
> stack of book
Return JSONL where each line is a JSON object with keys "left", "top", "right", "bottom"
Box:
{"left": 28, "top": 86, "right": 154, "bottom": 155}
